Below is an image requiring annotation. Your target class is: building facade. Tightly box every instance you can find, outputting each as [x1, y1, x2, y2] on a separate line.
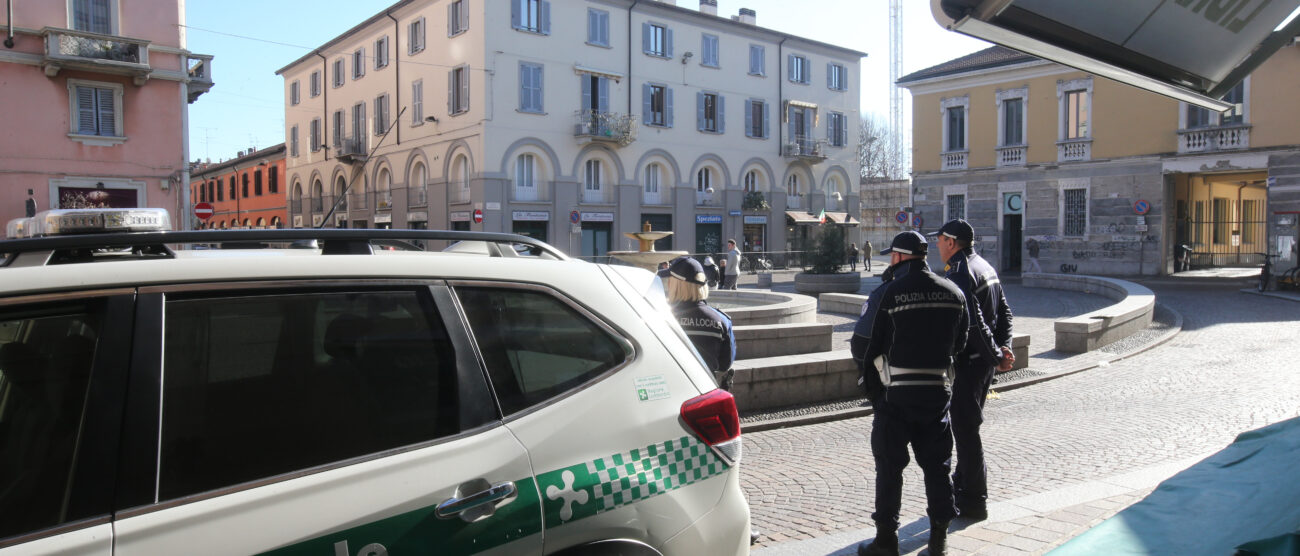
[900, 45, 1300, 277]
[189, 145, 288, 230]
[277, 0, 863, 259]
[0, 0, 213, 227]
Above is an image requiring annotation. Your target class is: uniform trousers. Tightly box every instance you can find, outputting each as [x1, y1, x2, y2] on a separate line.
[870, 391, 957, 530]
[950, 360, 996, 508]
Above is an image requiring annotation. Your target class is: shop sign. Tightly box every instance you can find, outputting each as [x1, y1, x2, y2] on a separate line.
[512, 211, 550, 221]
[743, 216, 768, 224]
[581, 212, 614, 222]
[696, 214, 723, 224]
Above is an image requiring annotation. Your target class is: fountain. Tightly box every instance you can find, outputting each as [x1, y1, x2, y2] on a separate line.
[607, 221, 688, 272]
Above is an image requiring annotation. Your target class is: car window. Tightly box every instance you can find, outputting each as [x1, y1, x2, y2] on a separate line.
[456, 286, 629, 415]
[0, 306, 99, 539]
[159, 289, 460, 500]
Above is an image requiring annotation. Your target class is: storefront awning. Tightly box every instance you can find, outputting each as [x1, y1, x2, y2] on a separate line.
[785, 210, 820, 224]
[825, 212, 858, 226]
[574, 65, 624, 82]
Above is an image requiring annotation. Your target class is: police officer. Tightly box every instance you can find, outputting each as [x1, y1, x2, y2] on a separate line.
[930, 219, 1015, 522]
[660, 256, 736, 390]
[852, 231, 968, 556]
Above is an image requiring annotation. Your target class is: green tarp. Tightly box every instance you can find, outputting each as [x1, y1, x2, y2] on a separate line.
[1050, 416, 1300, 556]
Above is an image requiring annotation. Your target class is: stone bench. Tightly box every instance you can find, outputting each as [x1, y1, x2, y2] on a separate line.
[731, 351, 859, 412]
[1023, 272, 1155, 353]
[734, 322, 833, 359]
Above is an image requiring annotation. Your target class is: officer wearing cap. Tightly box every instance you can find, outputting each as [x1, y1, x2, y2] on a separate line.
[929, 219, 1015, 522]
[660, 256, 736, 390]
[851, 231, 968, 556]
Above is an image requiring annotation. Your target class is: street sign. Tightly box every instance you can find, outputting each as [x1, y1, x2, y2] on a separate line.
[193, 202, 214, 221]
[569, 210, 580, 224]
[912, 214, 924, 229]
[895, 211, 908, 224]
[472, 208, 484, 224]
[1133, 200, 1151, 215]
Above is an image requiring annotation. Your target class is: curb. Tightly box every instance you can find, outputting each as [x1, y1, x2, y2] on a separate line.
[1238, 288, 1300, 303]
[743, 302, 1185, 433]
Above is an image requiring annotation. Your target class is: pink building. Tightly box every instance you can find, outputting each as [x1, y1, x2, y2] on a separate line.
[0, 0, 212, 228]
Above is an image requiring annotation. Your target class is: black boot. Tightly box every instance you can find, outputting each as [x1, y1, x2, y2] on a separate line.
[921, 521, 949, 556]
[857, 527, 899, 556]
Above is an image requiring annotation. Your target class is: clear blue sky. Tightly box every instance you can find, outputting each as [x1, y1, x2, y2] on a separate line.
[184, 0, 990, 164]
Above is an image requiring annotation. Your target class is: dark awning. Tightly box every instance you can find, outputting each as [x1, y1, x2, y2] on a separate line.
[785, 211, 820, 224]
[825, 212, 858, 226]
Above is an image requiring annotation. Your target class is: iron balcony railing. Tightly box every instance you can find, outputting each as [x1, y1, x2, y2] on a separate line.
[407, 185, 428, 207]
[782, 136, 827, 161]
[41, 27, 151, 84]
[573, 110, 637, 146]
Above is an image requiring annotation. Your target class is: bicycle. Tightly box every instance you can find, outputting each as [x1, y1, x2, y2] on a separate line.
[1256, 252, 1278, 292]
[739, 254, 772, 273]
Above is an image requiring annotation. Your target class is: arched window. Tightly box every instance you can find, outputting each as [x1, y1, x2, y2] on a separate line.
[312, 179, 324, 213]
[584, 159, 602, 191]
[271, 216, 282, 229]
[243, 218, 251, 227]
[256, 217, 266, 227]
[786, 174, 799, 195]
[451, 155, 470, 203]
[744, 170, 759, 193]
[410, 162, 427, 206]
[827, 176, 843, 210]
[335, 175, 348, 210]
[377, 168, 392, 209]
[696, 168, 712, 192]
[644, 163, 660, 193]
[516, 154, 535, 188]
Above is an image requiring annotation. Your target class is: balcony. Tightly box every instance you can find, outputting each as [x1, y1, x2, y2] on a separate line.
[187, 54, 214, 103]
[582, 187, 614, 204]
[941, 151, 968, 171]
[786, 194, 802, 209]
[642, 189, 670, 205]
[41, 27, 150, 84]
[407, 185, 428, 207]
[574, 110, 637, 146]
[376, 190, 393, 211]
[512, 183, 551, 202]
[996, 145, 1026, 168]
[1178, 124, 1251, 154]
[1057, 138, 1092, 162]
[782, 137, 827, 162]
[334, 137, 368, 164]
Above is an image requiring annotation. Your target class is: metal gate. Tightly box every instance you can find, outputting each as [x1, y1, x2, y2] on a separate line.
[1174, 197, 1268, 267]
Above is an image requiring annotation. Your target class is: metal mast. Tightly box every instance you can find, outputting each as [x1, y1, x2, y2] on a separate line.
[889, 0, 906, 179]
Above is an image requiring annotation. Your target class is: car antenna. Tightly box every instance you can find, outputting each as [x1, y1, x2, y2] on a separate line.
[319, 106, 406, 228]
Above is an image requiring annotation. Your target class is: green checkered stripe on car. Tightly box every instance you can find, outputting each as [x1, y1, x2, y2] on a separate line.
[536, 435, 728, 527]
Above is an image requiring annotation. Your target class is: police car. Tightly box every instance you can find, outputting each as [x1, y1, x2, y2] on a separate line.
[0, 208, 750, 556]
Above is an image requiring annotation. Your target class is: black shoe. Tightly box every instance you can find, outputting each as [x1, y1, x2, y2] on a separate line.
[920, 522, 948, 556]
[750, 530, 760, 545]
[958, 503, 988, 521]
[857, 528, 899, 556]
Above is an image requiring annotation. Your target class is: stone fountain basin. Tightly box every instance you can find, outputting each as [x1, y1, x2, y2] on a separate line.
[708, 290, 817, 326]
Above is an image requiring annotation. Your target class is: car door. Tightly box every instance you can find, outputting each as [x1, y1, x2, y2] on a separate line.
[0, 293, 134, 556]
[110, 283, 542, 556]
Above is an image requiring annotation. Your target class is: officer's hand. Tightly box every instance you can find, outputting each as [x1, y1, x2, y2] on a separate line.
[997, 346, 1015, 372]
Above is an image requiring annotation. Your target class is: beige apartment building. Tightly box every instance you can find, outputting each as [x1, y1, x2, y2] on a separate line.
[899, 45, 1300, 277]
[277, 0, 864, 259]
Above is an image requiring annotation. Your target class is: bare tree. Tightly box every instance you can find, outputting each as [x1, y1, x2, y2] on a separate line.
[860, 115, 902, 183]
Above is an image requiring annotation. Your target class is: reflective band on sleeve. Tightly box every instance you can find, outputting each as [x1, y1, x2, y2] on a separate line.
[886, 302, 965, 314]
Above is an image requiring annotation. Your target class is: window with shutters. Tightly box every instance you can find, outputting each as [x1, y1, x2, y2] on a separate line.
[71, 0, 115, 35]
[829, 112, 847, 147]
[449, 65, 470, 115]
[268, 167, 279, 194]
[697, 92, 722, 133]
[290, 125, 299, 157]
[254, 170, 263, 196]
[352, 102, 367, 146]
[242, 173, 250, 198]
[352, 48, 366, 79]
[310, 71, 321, 97]
[748, 44, 765, 76]
[512, 0, 549, 35]
[788, 54, 810, 84]
[586, 8, 609, 47]
[409, 17, 426, 53]
[374, 37, 389, 69]
[290, 80, 300, 105]
[644, 23, 669, 57]
[701, 34, 719, 67]
[374, 94, 389, 135]
[519, 62, 543, 113]
[332, 110, 345, 147]
[309, 119, 320, 152]
[827, 63, 847, 91]
[67, 80, 123, 144]
[333, 59, 345, 88]
[645, 84, 670, 128]
[745, 99, 768, 139]
[448, 1, 468, 37]
[411, 80, 424, 125]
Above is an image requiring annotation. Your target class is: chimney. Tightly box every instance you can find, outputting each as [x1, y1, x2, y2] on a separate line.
[738, 8, 756, 25]
[699, 0, 717, 15]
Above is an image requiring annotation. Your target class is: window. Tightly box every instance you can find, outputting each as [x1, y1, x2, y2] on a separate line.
[1064, 90, 1088, 139]
[745, 99, 769, 138]
[827, 63, 847, 91]
[1063, 188, 1087, 237]
[749, 45, 765, 76]
[332, 109, 345, 147]
[1212, 197, 1230, 244]
[788, 54, 810, 84]
[374, 94, 389, 135]
[587, 8, 609, 46]
[787, 175, 799, 195]
[457, 287, 628, 415]
[352, 102, 367, 145]
[696, 168, 712, 194]
[216, 178, 223, 201]
[290, 80, 300, 105]
[744, 170, 759, 193]
[1242, 199, 1259, 243]
[702, 34, 719, 67]
[449, 65, 470, 115]
[644, 84, 671, 127]
[70, 82, 120, 137]
[229, 176, 236, 199]
[448, 0, 468, 36]
[253, 169, 263, 196]
[827, 112, 848, 147]
[645, 163, 660, 194]
[309, 120, 320, 152]
[697, 92, 723, 133]
[519, 62, 543, 113]
[268, 167, 278, 194]
[374, 36, 389, 69]
[352, 48, 366, 79]
[947, 194, 965, 221]
[0, 304, 103, 539]
[1220, 81, 1245, 125]
[944, 105, 966, 151]
[158, 290, 465, 500]
[643, 23, 671, 57]
[584, 159, 602, 192]
[411, 80, 424, 124]
[309, 71, 321, 97]
[71, 0, 113, 34]
[240, 173, 248, 198]
[408, 17, 426, 53]
[999, 97, 1024, 145]
[516, 154, 535, 188]
[332, 58, 344, 87]
[1186, 104, 1213, 128]
[512, 0, 550, 34]
[290, 125, 299, 157]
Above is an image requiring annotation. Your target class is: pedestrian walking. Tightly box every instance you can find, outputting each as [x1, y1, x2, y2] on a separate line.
[702, 256, 721, 289]
[851, 231, 969, 556]
[864, 239, 874, 272]
[723, 239, 741, 290]
[1026, 237, 1043, 273]
[660, 256, 736, 390]
[931, 219, 1015, 522]
[848, 243, 860, 272]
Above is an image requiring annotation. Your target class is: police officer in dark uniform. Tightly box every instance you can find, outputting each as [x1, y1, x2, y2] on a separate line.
[930, 219, 1015, 521]
[852, 231, 969, 556]
[660, 256, 736, 390]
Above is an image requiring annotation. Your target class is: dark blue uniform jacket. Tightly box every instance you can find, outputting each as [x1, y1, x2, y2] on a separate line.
[944, 248, 1014, 365]
[673, 300, 736, 377]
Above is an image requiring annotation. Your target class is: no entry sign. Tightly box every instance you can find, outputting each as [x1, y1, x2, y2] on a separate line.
[194, 202, 214, 221]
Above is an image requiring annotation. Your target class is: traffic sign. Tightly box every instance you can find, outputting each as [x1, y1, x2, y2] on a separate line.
[472, 209, 484, 224]
[569, 210, 580, 224]
[1133, 199, 1151, 215]
[912, 214, 924, 229]
[895, 211, 908, 224]
[193, 202, 214, 221]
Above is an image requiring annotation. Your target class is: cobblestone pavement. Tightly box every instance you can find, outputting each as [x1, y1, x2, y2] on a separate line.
[741, 281, 1300, 554]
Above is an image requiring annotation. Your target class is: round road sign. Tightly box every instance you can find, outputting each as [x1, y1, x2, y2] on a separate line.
[569, 210, 580, 224]
[194, 202, 214, 221]
[912, 214, 924, 229]
[895, 211, 908, 224]
[1133, 200, 1151, 215]
[472, 208, 484, 224]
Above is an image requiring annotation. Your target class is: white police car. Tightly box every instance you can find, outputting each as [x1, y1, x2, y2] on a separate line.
[0, 209, 749, 555]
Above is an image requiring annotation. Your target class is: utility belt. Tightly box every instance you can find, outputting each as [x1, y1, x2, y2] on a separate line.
[875, 355, 954, 388]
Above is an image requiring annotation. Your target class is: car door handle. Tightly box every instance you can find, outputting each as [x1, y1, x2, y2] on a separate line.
[436, 480, 517, 522]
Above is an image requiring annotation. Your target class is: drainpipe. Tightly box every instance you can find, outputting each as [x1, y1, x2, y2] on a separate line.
[5, 0, 14, 48]
[386, 11, 400, 145]
[316, 51, 329, 161]
[627, 0, 640, 117]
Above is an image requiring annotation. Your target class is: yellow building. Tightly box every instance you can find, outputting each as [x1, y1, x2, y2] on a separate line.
[899, 45, 1300, 276]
